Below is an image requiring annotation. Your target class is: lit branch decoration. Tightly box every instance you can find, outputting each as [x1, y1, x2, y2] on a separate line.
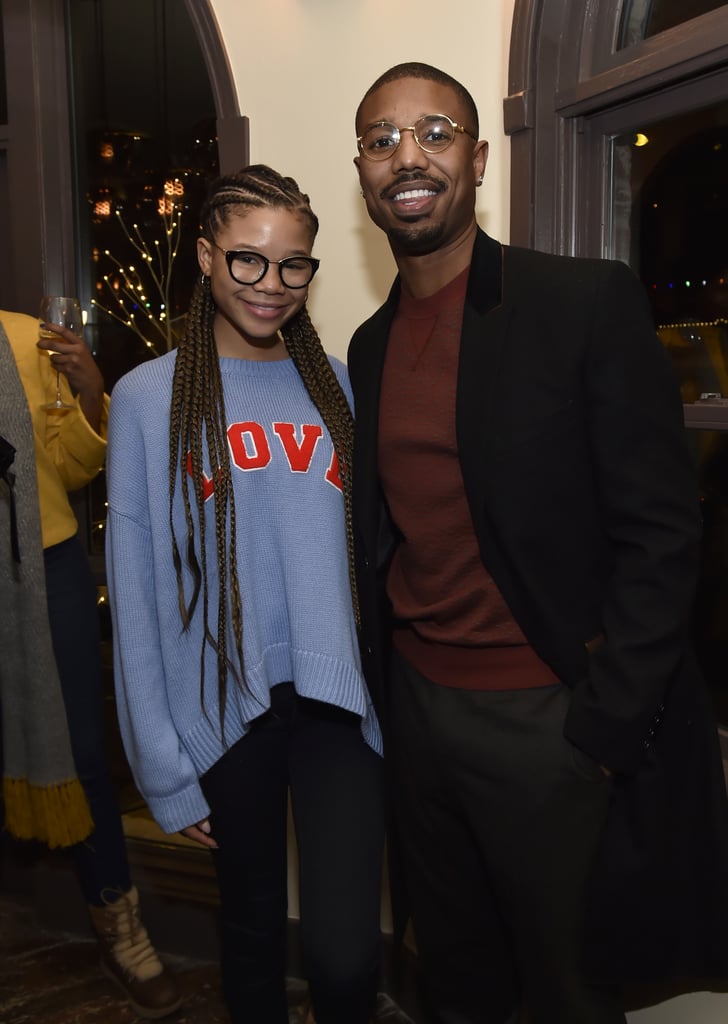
[91, 188, 186, 355]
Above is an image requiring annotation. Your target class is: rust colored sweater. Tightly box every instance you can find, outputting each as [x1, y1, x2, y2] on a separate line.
[378, 270, 557, 690]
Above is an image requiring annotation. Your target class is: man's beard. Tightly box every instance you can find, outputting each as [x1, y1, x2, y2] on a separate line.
[387, 219, 446, 255]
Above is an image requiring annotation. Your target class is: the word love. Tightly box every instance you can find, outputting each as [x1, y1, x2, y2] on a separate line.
[188, 421, 342, 501]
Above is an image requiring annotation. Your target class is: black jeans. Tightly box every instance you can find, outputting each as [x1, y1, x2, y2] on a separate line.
[200, 682, 384, 1024]
[45, 534, 131, 904]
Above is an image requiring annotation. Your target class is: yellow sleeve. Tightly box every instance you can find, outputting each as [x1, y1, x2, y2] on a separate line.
[1, 309, 109, 547]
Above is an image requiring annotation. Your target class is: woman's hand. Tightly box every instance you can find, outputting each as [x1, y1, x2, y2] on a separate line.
[180, 818, 218, 849]
[37, 323, 105, 432]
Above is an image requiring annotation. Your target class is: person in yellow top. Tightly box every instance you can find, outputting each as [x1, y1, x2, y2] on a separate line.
[3, 308, 107, 545]
[0, 309, 181, 1020]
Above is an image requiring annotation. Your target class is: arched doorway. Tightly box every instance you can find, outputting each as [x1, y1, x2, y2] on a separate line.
[0, 0, 245, 317]
[0, 0, 246, 904]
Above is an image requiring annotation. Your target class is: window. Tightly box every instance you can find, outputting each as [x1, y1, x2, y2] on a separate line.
[66, 0, 223, 556]
[69, 0, 219, 387]
[607, 101, 728, 723]
[507, 0, 728, 721]
[619, 0, 728, 47]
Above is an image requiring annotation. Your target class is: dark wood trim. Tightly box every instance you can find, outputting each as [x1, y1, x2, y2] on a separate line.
[502, 90, 531, 135]
[216, 114, 250, 174]
[557, 19, 728, 117]
[181, 1, 249, 172]
[2, 0, 76, 314]
[126, 832, 220, 905]
[684, 403, 728, 431]
[0, 1, 245, 314]
[504, 0, 540, 246]
[506, 0, 728, 256]
[590, 5, 728, 77]
[505, 0, 588, 252]
[182, 0, 239, 119]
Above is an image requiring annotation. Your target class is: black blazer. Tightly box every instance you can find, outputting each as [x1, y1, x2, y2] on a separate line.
[348, 228, 728, 981]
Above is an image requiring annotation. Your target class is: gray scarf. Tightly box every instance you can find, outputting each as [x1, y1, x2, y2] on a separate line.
[0, 322, 92, 847]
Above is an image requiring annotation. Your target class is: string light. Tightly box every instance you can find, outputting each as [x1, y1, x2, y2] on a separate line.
[658, 318, 728, 330]
[91, 199, 185, 355]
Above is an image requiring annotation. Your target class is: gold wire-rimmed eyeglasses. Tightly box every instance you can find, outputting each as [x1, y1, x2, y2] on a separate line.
[357, 113, 477, 161]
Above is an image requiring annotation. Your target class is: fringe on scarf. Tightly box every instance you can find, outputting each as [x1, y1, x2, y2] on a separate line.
[3, 775, 94, 849]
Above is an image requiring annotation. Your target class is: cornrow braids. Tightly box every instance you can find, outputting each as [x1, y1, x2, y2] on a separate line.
[199, 164, 319, 243]
[169, 164, 359, 742]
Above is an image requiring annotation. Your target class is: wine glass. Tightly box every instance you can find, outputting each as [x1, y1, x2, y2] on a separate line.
[39, 296, 83, 411]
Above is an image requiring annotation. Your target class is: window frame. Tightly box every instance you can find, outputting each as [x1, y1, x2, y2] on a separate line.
[0, 0, 248, 574]
[505, 0, 728, 256]
[507, 0, 728, 741]
[0, 0, 248, 318]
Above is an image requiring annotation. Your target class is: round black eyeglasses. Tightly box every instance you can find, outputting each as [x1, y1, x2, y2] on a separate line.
[357, 113, 478, 162]
[212, 243, 319, 289]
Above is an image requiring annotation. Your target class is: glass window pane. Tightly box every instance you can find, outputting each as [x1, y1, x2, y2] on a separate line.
[68, 0, 218, 389]
[620, 0, 728, 47]
[619, 0, 728, 48]
[611, 106, 728, 400]
[66, 0, 220, 556]
[610, 102, 728, 722]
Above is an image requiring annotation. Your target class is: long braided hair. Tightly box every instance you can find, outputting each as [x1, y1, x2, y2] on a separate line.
[169, 165, 358, 738]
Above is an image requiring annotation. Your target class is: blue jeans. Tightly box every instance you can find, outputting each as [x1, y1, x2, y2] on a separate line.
[44, 534, 131, 904]
[200, 682, 384, 1024]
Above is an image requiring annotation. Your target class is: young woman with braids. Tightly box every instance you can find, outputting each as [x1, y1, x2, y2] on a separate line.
[105, 165, 384, 1024]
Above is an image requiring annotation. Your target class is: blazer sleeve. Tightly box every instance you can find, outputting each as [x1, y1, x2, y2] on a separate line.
[563, 259, 703, 775]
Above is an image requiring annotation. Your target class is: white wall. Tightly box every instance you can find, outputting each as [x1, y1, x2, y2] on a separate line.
[205, 2, 728, 1020]
[208, 0, 514, 361]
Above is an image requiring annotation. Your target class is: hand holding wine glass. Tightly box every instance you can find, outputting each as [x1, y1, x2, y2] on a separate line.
[39, 296, 84, 411]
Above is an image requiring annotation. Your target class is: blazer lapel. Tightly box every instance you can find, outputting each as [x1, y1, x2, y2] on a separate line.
[456, 231, 514, 510]
[351, 282, 400, 559]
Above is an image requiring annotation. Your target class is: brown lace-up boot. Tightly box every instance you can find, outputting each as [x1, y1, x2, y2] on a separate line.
[88, 886, 182, 1019]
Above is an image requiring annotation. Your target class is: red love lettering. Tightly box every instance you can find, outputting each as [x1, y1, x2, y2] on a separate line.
[272, 422, 323, 472]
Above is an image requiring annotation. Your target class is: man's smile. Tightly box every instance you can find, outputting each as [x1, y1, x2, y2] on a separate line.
[382, 175, 445, 202]
[392, 187, 438, 202]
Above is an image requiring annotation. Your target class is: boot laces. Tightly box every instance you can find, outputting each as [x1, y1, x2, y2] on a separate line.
[100, 888, 163, 980]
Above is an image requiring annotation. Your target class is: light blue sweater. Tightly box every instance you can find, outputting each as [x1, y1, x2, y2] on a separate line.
[106, 351, 381, 833]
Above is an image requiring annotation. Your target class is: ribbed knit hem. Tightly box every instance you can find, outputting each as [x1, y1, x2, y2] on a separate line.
[293, 649, 383, 756]
[3, 775, 93, 849]
[146, 645, 384, 833]
[178, 646, 383, 777]
[143, 777, 213, 836]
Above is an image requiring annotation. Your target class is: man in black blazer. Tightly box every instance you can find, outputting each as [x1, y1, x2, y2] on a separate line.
[349, 61, 728, 1024]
